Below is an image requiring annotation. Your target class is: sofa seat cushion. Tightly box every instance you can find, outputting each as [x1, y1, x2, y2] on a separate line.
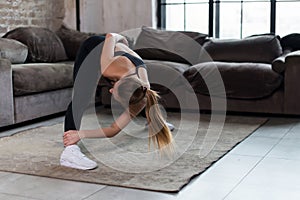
[12, 62, 73, 96]
[183, 61, 283, 99]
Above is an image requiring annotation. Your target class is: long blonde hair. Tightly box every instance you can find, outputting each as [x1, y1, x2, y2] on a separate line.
[117, 76, 173, 151]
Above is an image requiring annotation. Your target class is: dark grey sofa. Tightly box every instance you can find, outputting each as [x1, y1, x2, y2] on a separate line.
[0, 60, 73, 127]
[100, 27, 300, 116]
[1, 26, 300, 129]
[0, 26, 85, 128]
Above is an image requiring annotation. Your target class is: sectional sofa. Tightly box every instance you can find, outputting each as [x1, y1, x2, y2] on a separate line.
[0, 25, 299, 128]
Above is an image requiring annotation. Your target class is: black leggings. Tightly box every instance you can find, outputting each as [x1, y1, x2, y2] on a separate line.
[64, 35, 106, 132]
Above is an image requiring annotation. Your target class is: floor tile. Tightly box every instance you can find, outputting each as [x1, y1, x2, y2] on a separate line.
[80, 154, 263, 200]
[0, 171, 12, 178]
[0, 172, 25, 188]
[0, 193, 39, 200]
[228, 136, 279, 157]
[267, 137, 300, 160]
[173, 154, 262, 200]
[249, 118, 295, 139]
[84, 186, 174, 200]
[285, 124, 300, 139]
[224, 157, 300, 200]
[0, 174, 105, 200]
[285, 130, 300, 139]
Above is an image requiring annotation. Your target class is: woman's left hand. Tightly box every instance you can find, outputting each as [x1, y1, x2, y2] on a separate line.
[120, 36, 129, 46]
[63, 130, 81, 146]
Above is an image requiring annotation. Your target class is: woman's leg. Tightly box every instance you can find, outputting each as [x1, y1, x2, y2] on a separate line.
[61, 35, 107, 170]
[64, 35, 106, 132]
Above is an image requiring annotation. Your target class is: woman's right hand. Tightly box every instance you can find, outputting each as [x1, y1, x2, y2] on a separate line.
[63, 130, 81, 146]
[107, 33, 128, 46]
[106, 33, 113, 38]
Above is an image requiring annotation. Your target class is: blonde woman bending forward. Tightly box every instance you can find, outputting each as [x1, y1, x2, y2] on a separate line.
[60, 33, 174, 170]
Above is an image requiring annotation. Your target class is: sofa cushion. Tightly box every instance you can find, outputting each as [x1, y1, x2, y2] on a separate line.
[280, 33, 300, 51]
[12, 62, 73, 96]
[144, 59, 190, 94]
[134, 26, 207, 65]
[183, 61, 283, 99]
[202, 35, 282, 64]
[56, 25, 100, 60]
[0, 38, 28, 64]
[3, 27, 68, 63]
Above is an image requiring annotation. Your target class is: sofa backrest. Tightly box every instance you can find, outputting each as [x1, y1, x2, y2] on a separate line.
[131, 26, 208, 65]
[202, 35, 283, 64]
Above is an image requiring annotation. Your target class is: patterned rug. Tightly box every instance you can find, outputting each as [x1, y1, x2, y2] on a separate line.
[0, 108, 267, 192]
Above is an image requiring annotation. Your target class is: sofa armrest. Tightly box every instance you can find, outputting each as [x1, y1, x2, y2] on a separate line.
[283, 50, 300, 114]
[0, 58, 14, 127]
[272, 49, 292, 73]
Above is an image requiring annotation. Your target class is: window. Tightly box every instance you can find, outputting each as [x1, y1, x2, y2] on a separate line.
[276, 0, 300, 36]
[162, 0, 209, 32]
[217, 0, 270, 38]
[158, 0, 300, 38]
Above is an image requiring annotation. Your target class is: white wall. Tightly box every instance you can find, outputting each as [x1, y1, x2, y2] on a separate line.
[80, 0, 155, 33]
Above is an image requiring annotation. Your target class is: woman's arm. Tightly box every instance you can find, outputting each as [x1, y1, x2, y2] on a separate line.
[100, 33, 128, 73]
[63, 109, 132, 146]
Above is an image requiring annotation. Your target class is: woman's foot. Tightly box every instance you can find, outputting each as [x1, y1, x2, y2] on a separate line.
[60, 145, 97, 170]
[166, 122, 175, 131]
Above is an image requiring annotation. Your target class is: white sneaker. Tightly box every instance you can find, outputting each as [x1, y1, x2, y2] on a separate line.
[145, 121, 175, 131]
[60, 145, 98, 170]
[166, 122, 175, 131]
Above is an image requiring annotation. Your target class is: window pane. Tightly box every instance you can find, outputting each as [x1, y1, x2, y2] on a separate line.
[165, 0, 184, 3]
[186, 0, 208, 3]
[221, 0, 267, 1]
[242, 2, 270, 37]
[220, 0, 242, 1]
[276, 2, 300, 36]
[218, 3, 241, 38]
[186, 4, 209, 33]
[165, 4, 185, 31]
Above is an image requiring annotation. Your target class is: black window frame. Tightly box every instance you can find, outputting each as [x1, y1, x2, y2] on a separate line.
[157, 0, 300, 38]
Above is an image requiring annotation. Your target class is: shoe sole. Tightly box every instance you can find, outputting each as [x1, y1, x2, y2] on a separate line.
[60, 159, 98, 170]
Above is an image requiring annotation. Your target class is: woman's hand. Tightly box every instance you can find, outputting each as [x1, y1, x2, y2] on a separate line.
[106, 33, 113, 38]
[119, 36, 129, 46]
[107, 33, 128, 46]
[63, 130, 81, 146]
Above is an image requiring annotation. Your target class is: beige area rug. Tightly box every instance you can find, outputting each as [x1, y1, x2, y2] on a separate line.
[0, 109, 267, 192]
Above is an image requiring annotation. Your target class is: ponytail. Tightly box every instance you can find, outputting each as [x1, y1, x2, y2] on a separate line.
[116, 76, 174, 153]
[145, 89, 173, 151]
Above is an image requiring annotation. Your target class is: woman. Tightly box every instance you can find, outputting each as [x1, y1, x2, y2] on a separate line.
[60, 33, 174, 170]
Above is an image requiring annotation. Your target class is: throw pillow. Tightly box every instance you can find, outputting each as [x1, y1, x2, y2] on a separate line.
[55, 25, 103, 60]
[0, 38, 28, 64]
[280, 33, 300, 51]
[134, 26, 207, 65]
[203, 35, 282, 64]
[3, 27, 68, 63]
[178, 31, 208, 46]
